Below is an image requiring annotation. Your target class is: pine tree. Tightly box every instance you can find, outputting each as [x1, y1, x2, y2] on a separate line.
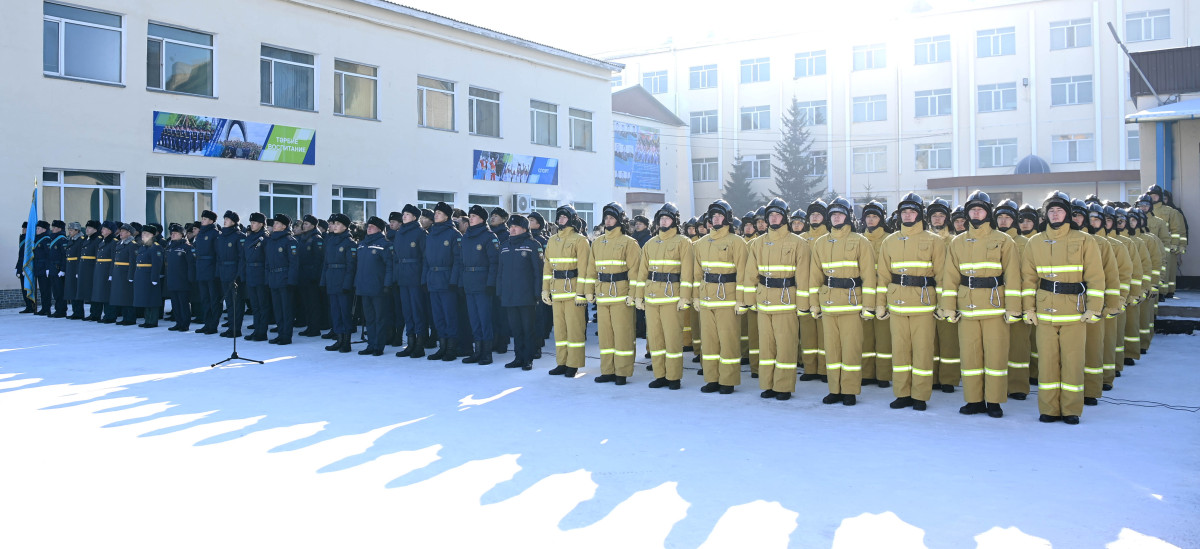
[769, 97, 827, 210]
[722, 154, 761, 215]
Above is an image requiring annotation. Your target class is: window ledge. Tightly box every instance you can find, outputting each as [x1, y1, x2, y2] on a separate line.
[469, 132, 503, 139]
[570, 147, 595, 153]
[147, 87, 217, 100]
[261, 103, 318, 113]
[334, 113, 381, 122]
[44, 73, 125, 88]
[419, 125, 458, 133]
[530, 142, 560, 148]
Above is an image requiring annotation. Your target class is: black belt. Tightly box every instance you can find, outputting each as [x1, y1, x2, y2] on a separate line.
[598, 272, 628, 282]
[892, 274, 936, 287]
[648, 272, 680, 283]
[429, 266, 451, 272]
[463, 266, 488, 272]
[758, 275, 796, 288]
[221, 261, 238, 265]
[247, 262, 263, 267]
[825, 276, 863, 289]
[399, 258, 420, 264]
[703, 273, 737, 284]
[961, 275, 1004, 289]
[1039, 279, 1086, 295]
[553, 269, 578, 279]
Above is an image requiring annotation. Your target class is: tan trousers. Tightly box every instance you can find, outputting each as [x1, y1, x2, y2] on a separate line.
[1115, 312, 1127, 372]
[1102, 316, 1119, 385]
[1084, 320, 1104, 398]
[691, 308, 703, 358]
[958, 316, 1009, 404]
[597, 300, 635, 377]
[1029, 325, 1040, 380]
[874, 317, 892, 381]
[552, 299, 587, 368]
[1036, 322, 1087, 417]
[1139, 298, 1156, 351]
[822, 313, 863, 395]
[1124, 302, 1142, 361]
[646, 302, 684, 381]
[800, 314, 825, 374]
[934, 321, 962, 386]
[890, 314, 935, 402]
[757, 311, 798, 393]
[1007, 321, 1032, 395]
[700, 305, 742, 386]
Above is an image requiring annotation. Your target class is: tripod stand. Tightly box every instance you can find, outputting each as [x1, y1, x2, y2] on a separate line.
[212, 280, 264, 368]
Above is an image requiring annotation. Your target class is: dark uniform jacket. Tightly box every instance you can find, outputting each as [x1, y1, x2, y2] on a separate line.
[496, 232, 543, 307]
[78, 233, 101, 301]
[92, 236, 117, 302]
[64, 235, 86, 300]
[423, 221, 462, 291]
[133, 242, 164, 308]
[241, 229, 268, 287]
[194, 224, 219, 282]
[34, 232, 66, 276]
[320, 230, 357, 295]
[109, 237, 137, 307]
[165, 239, 196, 293]
[266, 229, 300, 289]
[354, 232, 393, 297]
[461, 223, 499, 292]
[392, 221, 426, 287]
[298, 229, 324, 284]
[216, 226, 246, 283]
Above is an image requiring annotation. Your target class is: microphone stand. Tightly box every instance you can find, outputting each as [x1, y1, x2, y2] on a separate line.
[212, 280, 264, 368]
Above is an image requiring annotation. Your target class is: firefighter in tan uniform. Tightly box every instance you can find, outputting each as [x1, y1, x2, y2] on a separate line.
[1075, 201, 1122, 406]
[940, 191, 1022, 419]
[1116, 207, 1152, 368]
[583, 202, 641, 385]
[1131, 209, 1164, 354]
[1018, 204, 1042, 383]
[1103, 205, 1142, 374]
[877, 193, 944, 410]
[926, 198, 961, 393]
[994, 199, 1036, 400]
[740, 210, 762, 377]
[633, 203, 693, 390]
[743, 198, 809, 401]
[541, 205, 591, 378]
[1146, 185, 1186, 298]
[689, 215, 706, 365]
[808, 197, 876, 406]
[790, 209, 809, 374]
[1022, 192, 1106, 425]
[692, 200, 750, 394]
[799, 200, 830, 382]
[1137, 193, 1172, 300]
[860, 200, 892, 388]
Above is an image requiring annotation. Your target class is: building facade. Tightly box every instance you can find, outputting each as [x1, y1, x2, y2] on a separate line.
[606, 0, 1199, 213]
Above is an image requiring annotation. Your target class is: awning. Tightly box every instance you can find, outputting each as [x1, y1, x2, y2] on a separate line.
[1125, 98, 1200, 123]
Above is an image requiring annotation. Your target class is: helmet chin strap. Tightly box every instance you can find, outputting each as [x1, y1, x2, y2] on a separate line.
[968, 218, 988, 228]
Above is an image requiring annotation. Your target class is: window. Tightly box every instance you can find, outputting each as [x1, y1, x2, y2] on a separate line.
[796, 100, 827, 125]
[469, 87, 501, 137]
[915, 143, 952, 170]
[914, 89, 951, 117]
[569, 108, 593, 152]
[147, 23, 213, 96]
[259, 182, 313, 221]
[977, 27, 1016, 57]
[740, 57, 770, 83]
[853, 146, 887, 173]
[978, 138, 1018, 168]
[417, 190, 454, 211]
[611, 74, 622, 87]
[740, 106, 771, 131]
[806, 150, 828, 177]
[533, 199, 557, 224]
[689, 64, 717, 89]
[1050, 18, 1091, 50]
[417, 76, 455, 130]
[331, 186, 377, 224]
[1052, 134, 1094, 163]
[749, 154, 771, 179]
[1051, 75, 1093, 106]
[690, 110, 718, 134]
[642, 70, 668, 94]
[1128, 129, 1140, 161]
[41, 170, 122, 222]
[261, 45, 315, 111]
[333, 60, 377, 119]
[1126, 10, 1169, 42]
[978, 82, 1018, 112]
[468, 194, 500, 208]
[853, 44, 886, 70]
[530, 100, 558, 146]
[692, 158, 718, 182]
[146, 175, 213, 226]
[43, 2, 123, 84]
[795, 50, 826, 78]
[853, 95, 887, 122]
[573, 202, 595, 231]
[914, 35, 950, 64]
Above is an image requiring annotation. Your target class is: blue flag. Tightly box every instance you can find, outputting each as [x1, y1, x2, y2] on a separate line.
[23, 182, 38, 306]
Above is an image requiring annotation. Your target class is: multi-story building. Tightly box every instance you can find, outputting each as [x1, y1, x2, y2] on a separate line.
[606, 0, 1198, 213]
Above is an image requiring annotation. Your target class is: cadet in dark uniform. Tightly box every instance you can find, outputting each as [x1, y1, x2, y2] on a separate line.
[266, 214, 300, 345]
[194, 210, 221, 334]
[425, 202, 463, 361]
[387, 211, 406, 347]
[216, 211, 247, 338]
[392, 204, 427, 358]
[47, 220, 69, 317]
[297, 214, 325, 337]
[321, 213, 357, 353]
[165, 223, 196, 331]
[77, 220, 102, 320]
[497, 214, 543, 370]
[93, 222, 117, 322]
[16, 222, 35, 313]
[420, 208, 438, 348]
[133, 224, 165, 328]
[241, 213, 270, 341]
[109, 224, 138, 325]
[461, 205, 501, 365]
[528, 212, 551, 356]
[31, 220, 52, 315]
[489, 207, 511, 356]
[64, 222, 86, 318]
[355, 216, 393, 356]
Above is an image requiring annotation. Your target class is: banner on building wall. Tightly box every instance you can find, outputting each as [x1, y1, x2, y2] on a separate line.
[152, 111, 317, 165]
[472, 150, 559, 185]
[613, 121, 661, 190]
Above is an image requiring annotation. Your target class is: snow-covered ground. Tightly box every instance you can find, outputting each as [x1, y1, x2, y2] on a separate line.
[0, 308, 1196, 548]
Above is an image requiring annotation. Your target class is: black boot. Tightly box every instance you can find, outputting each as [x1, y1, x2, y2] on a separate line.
[325, 335, 342, 351]
[614, 376, 626, 385]
[395, 334, 415, 357]
[877, 380, 890, 388]
[1124, 357, 1135, 366]
[775, 392, 791, 401]
[1102, 384, 1113, 391]
[561, 367, 577, 378]
[842, 394, 856, 406]
[299, 327, 322, 337]
[440, 338, 458, 362]
[1008, 392, 1027, 400]
[941, 384, 955, 393]
[913, 400, 927, 411]
[667, 380, 681, 390]
[504, 357, 523, 368]
[478, 341, 493, 365]
[428, 338, 448, 361]
[718, 385, 734, 394]
[594, 374, 616, 383]
[322, 330, 337, 340]
[358, 345, 376, 355]
[548, 365, 568, 375]
[462, 341, 481, 364]
[646, 365, 653, 371]
[1063, 415, 1080, 425]
[408, 335, 426, 359]
[1039, 414, 1060, 423]
[700, 382, 720, 393]
[494, 340, 508, 355]
[799, 373, 820, 381]
[691, 355, 701, 363]
[648, 377, 668, 388]
[821, 393, 843, 404]
[760, 389, 778, 399]
[1084, 397, 1099, 406]
[889, 397, 913, 409]
[986, 403, 1003, 418]
[959, 402, 986, 415]
[338, 334, 352, 353]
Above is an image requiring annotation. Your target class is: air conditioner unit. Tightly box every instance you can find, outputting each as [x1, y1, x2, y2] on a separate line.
[512, 193, 533, 214]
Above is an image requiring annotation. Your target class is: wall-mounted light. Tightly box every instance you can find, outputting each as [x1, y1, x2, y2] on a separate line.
[1022, 78, 1029, 87]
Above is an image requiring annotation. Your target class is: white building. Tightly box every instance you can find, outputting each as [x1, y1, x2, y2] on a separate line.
[611, 85, 693, 220]
[605, 0, 1199, 214]
[1, 0, 623, 302]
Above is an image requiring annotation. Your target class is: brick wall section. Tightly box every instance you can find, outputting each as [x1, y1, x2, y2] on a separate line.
[0, 289, 27, 309]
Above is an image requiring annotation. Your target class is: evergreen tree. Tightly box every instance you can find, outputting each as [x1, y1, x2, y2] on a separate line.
[722, 154, 761, 215]
[769, 97, 827, 209]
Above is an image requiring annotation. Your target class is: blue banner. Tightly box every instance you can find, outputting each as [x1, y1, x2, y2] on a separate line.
[472, 150, 558, 185]
[23, 183, 38, 305]
[614, 121, 660, 190]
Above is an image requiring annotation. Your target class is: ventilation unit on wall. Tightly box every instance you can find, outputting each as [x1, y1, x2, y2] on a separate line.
[511, 193, 533, 214]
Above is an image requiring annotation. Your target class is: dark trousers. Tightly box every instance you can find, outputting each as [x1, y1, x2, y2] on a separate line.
[87, 301, 103, 319]
[298, 282, 324, 331]
[102, 303, 118, 321]
[36, 275, 51, 312]
[198, 279, 222, 330]
[538, 302, 553, 341]
[142, 306, 160, 326]
[492, 294, 510, 347]
[18, 275, 35, 310]
[361, 294, 390, 351]
[119, 305, 136, 322]
[466, 292, 494, 341]
[430, 290, 457, 339]
[398, 285, 427, 336]
[221, 279, 244, 333]
[70, 299, 85, 317]
[328, 292, 353, 334]
[423, 288, 436, 339]
[170, 291, 191, 329]
[247, 284, 269, 337]
[390, 286, 405, 338]
[51, 275, 65, 314]
[271, 286, 294, 340]
[507, 305, 537, 364]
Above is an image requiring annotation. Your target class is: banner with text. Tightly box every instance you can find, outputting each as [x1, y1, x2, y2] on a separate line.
[152, 111, 316, 165]
[614, 121, 660, 190]
[472, 150, 559, 185]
